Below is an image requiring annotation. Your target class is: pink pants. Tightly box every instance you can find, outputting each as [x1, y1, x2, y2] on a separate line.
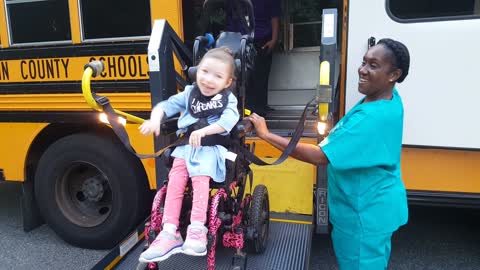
[162, 158, 210, 227]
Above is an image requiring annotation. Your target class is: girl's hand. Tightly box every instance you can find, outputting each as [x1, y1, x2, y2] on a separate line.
[139, 119, 161, 136]
[189, 129, 206, 147]
[247, 113, 269, 139]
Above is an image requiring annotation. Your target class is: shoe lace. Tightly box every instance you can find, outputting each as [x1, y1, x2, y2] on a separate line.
[189, 228, 205, 240]
[151, 231, 174, 247]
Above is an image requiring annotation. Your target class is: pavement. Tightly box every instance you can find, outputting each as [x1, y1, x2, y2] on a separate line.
[0, 182, 108, 270]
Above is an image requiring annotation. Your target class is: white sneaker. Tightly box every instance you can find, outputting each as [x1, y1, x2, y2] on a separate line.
[182, 223, 208, 256]
[139, 230, 183, 262]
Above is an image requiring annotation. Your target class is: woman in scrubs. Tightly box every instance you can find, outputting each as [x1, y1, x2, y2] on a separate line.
[248, 38, 410, 270]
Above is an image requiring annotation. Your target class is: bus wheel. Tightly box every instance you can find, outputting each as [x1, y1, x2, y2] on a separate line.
[247, 185, 269, 254]
[34, 133, 148, 249]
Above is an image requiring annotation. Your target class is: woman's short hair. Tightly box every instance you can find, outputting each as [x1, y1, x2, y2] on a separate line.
[377, 38, 410, 83]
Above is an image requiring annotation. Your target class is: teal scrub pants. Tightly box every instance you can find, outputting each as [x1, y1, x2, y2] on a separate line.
[331, 228, 392, 270]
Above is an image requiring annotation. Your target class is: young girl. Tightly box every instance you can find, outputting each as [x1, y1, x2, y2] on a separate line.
[138, 48, 240, 262]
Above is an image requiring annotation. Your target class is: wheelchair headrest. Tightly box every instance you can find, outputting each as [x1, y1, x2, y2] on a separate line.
[215, 32, 243, 57]
[187, 59, 241, 82]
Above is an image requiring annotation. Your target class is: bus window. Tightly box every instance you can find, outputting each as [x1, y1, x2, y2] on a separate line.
[6, 0, 71, 45]
[80, 0, 151, 41]
[286, 0, 336, 50]
[389, 0, 480, 20]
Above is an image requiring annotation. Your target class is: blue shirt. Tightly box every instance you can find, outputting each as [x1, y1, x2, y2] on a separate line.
[155, 85, 240, 182]
[226, 0, 281, 40]
[319, 89, 408, 235]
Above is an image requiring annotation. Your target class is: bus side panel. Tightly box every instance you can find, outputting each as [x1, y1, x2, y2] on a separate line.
[345, 0, 480, 195]
[246, 138, 317, 215]
[151, 0, 184, 38]
[124, 124, 157, 190]
[402, 148, 480, 193]
[0, 123, 48, 181]
[345, 0, 480, 149]
[0, 121, 157, 190]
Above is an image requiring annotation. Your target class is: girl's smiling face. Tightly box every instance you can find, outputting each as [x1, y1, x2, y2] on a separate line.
[196, 57, 233, 97]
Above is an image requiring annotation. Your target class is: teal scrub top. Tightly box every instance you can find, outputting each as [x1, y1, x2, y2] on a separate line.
[319, 89, 408, 236]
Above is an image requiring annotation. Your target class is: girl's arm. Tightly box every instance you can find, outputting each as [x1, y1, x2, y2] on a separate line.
[139, 87, 189, 136]
[189, 124, 226, 147]
[213, 93, 240, 133]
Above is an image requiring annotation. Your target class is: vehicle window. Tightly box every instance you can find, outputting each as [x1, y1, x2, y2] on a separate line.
[286, 0, 337, 50]
[6, 0, 71, 45]
[80, 0, 151, 40]
[389, 0, 480, 20]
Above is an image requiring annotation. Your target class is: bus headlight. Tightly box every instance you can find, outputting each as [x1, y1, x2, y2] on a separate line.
[99, 113, 127, 126]
[317, 121, 327, 135]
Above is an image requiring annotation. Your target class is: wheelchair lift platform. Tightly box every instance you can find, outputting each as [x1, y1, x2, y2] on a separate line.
[93, 216, 313, 270]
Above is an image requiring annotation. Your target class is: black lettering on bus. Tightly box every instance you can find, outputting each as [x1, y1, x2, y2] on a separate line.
[61, 59, 69, 78]
[28, 60, 36, 79]
[54, 59, 61, 78]
[38, 59, 46, 79]
[139, 56, 147, 77]
[118, 56, 126, 77]
[108, 57, 116, 77]
[46, 59, 54, 79]
[128, 56, 137, 77]
[99, 57, 107, 78]
[1, 62, 9, 80]
[20, 61, 27, 80]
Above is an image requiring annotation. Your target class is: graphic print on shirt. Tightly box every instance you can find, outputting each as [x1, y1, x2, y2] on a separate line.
[188, 85, 230, 119]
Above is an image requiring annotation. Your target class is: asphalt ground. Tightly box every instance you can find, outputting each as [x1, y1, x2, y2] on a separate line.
[309, 204, 480, 270]
[1, 181, 480, 270]
[0, 182, 108, 270]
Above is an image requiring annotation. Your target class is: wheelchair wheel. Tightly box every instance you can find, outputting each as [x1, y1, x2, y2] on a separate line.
[247, 185, 269, 254]
[136, 261, 158, 270]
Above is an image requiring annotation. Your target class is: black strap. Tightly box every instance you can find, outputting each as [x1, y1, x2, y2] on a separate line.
[93, 92, 314, 165]
[234, 97, 315, 166]
[97, 95, 185, 159]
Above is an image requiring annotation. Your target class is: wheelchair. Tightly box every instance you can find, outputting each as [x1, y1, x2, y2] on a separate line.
[137, 1, 269, 269]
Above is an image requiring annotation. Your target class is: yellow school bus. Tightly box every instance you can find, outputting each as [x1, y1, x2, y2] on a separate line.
[1, 0, 480, 254]
[0, 0, 316, 250]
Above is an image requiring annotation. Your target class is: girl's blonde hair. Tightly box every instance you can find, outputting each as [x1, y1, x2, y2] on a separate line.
[200, 47, 236, 80]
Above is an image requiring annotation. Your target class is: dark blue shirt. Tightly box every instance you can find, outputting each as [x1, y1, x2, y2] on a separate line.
[226, 0, 281, 40]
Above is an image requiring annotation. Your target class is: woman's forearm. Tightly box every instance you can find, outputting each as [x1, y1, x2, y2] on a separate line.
[271, 17, 279, 42]
[262, 132, 328, 165]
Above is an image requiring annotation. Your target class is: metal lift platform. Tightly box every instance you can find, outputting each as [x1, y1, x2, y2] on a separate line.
[91, 215, 312, 270]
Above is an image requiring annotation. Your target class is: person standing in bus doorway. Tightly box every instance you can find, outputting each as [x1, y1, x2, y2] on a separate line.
[226, 0, 281, 116]
[247, 38, 410, 270]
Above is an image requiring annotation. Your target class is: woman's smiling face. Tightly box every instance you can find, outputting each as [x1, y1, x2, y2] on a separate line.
[358, 45, 400, 101]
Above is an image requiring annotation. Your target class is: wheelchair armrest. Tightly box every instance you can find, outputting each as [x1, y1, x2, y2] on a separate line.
[161, 117, 179, 135]
[231, 119, 253, 139]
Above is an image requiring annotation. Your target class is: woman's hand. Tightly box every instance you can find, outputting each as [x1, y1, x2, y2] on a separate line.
[189, 129, 206, 147]
[139, 119, 160, 136]
[262, 39, 277, 53]
[247, 113, 269, 139]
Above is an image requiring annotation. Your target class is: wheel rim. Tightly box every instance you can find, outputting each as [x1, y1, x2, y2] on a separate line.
[55, 161, 112, 227]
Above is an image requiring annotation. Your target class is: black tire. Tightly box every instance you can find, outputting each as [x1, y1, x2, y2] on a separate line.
[247, 184, 269, 254]
[34, 133, 149, 249]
